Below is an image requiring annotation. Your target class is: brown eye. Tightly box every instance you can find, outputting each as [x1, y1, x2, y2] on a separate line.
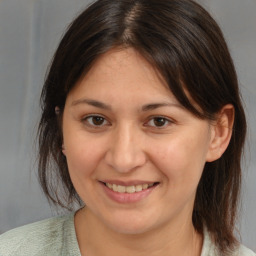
[146, 116, 172, 128]
[84, 115, 108, 127]
[92, 116, 105, 125]
[153, 117, 167, 127]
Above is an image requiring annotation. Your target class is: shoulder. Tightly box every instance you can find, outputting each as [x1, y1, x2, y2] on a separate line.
[202, 228, 255, 256]
[0, 213, 78, 256]
[238, 244, 256, 256]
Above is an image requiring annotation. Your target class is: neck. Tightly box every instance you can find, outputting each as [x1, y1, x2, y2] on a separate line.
[75, 207, 203, 256]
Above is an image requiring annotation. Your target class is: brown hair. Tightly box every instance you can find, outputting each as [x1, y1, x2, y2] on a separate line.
[38, 0, 246, 254]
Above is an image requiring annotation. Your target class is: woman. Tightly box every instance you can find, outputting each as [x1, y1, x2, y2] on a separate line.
[0, 0, 254, 255]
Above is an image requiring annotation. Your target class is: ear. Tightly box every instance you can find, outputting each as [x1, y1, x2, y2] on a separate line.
[55, 106, 60, 115]
[206, 104, 234, 162]
[62, 144, 66, 155]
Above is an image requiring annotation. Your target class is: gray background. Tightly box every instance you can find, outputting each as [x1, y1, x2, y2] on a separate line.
[0, 0, 255, 250]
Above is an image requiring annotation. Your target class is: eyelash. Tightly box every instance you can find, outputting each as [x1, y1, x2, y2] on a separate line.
[81, 115, 174, 129]
[145, 116, 174, 128]
[82, 115, 110, 128]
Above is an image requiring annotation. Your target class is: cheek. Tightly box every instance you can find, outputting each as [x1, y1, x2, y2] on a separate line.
[151, 136, 207, 187]
[64, 137, 106, 203]
[65, 136, 104, 179]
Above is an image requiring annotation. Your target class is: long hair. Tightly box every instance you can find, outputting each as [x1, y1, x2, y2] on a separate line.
[38, 0, 246, 253]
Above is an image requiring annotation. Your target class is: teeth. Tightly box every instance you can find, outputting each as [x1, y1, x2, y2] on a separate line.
[142, 184, 148, 189]
[135, 185, 142, 192]
[107, 183, 113, 189]
[113, 184, 118, 192]
[126, 186, 136, 193]
[117, 185, 126, 193]
[106, 182, 156, 193]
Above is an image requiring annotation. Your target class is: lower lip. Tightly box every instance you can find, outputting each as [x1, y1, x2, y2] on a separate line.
[100, 183, 157, 204]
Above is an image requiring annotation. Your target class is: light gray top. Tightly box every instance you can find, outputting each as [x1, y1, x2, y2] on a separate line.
[0, 213, 255, 256]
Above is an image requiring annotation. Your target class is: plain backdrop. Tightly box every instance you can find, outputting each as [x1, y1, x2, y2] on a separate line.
[0, 0, 255, 250]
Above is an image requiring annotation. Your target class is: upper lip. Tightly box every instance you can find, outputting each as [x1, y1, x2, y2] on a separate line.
[100, 180, 158, 186]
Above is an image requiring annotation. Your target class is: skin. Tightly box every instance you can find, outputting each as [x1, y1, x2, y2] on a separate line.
[62, 48, 234, 256]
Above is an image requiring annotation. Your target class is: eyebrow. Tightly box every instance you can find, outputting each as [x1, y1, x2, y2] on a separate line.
[141, 102, 183, 111]
[71, 98, 112, 110]
[71, 98, 182, 111]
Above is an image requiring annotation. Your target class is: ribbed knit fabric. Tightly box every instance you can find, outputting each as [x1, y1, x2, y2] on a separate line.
[0, 213, 80, 256]
[0, 212, 255, 256]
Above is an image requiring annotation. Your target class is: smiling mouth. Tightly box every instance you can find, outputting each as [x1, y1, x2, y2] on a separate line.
[103, 182, 159, 194]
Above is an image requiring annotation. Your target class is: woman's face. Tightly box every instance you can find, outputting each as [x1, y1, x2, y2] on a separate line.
[62, 48, 215, 234]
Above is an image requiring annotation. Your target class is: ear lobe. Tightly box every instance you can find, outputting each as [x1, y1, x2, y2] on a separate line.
[62, 144, 66, 155]
[206, 104, 234, 162]
[55, 106, 60, 115]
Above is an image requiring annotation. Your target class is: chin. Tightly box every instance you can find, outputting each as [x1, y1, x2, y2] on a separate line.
[110, 223, 151, 235]
[103, 212, 159, 235]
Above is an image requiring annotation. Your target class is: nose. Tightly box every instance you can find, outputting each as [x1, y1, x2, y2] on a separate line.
[104, 124, 147, 173]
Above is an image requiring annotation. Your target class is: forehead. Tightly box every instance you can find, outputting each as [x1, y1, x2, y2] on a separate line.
[85, 48, 166, 87]
[68, 48, 178, 103]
